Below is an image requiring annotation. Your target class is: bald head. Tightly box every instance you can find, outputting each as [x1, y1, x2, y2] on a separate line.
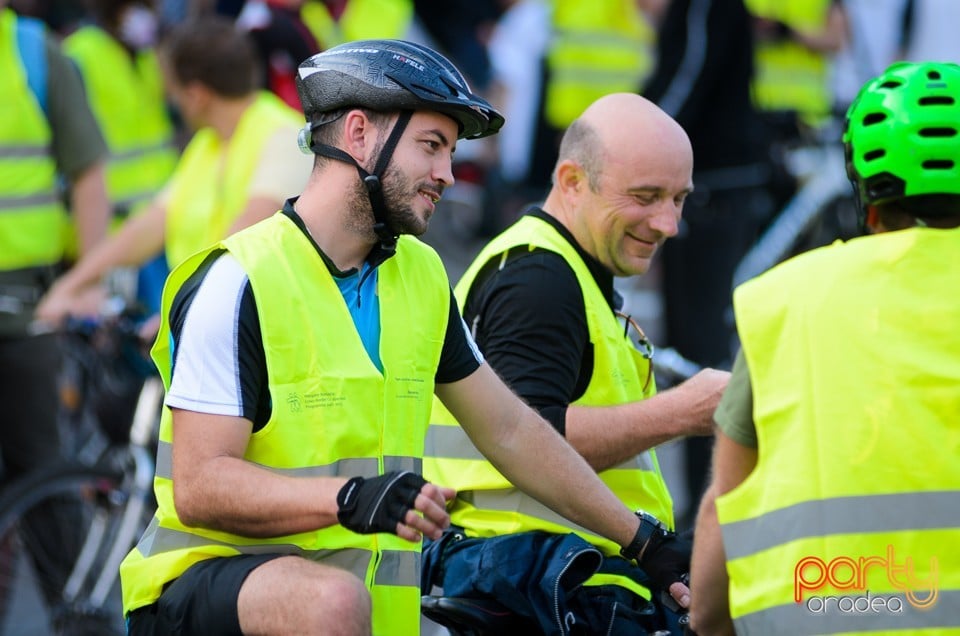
[545, 93, 694, 277]
[554, 93, 693, 189]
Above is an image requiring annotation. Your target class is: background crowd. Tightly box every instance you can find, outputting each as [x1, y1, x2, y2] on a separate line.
[6, 0, 960, 560]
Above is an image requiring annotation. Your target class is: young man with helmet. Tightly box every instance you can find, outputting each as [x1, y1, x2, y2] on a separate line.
[689, 60, 960, 635]
[119, 39, 673, 635]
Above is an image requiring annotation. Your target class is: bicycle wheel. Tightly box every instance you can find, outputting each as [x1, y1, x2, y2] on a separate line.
[0, 462, 136, 636]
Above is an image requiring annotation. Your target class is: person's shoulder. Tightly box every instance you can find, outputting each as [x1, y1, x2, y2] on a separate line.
[174, 251, 250, 309]
[396, 236, 448, 275]
[61, 23, 107, 51]
[736, 233, 880, 307]
[256, 90, 308, 126]
[749, 235, 855, 284]
[482, 247, 581, 310]
[180, 124, 219, 156]
[504, 247, 577, 283]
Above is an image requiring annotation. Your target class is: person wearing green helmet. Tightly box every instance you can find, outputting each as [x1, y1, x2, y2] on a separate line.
[687, 60, 960, 636]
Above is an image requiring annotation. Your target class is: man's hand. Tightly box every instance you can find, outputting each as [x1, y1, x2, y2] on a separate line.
[623, 513, 693, 608]
[641, 528, 693, 609]
[674, 368, 730, 436]
[336, 471, 454, 542]
[35, 281, 107, 327]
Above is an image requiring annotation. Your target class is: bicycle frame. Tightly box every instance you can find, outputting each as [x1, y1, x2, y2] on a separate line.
[78, 376, 162, 608]
[733, 142, 852, 289]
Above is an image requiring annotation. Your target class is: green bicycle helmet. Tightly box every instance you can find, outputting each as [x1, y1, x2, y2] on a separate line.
[843, 61, 960, 209]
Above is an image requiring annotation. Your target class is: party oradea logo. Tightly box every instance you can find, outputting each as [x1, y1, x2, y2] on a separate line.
[794, 545, 938, 615]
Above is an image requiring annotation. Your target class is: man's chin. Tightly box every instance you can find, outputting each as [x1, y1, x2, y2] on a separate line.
[392, 214, 431, 237]
[616, 257, 652, 277]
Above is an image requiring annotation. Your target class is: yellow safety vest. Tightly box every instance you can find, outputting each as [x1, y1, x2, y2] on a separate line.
[425, 215, 672, 596]
[720, 228, 960, 634]
[544, 0, 655, 128]
[163, 91, 301, 269]
[300, 0, 413, 50]
[62, 26, 177, 225]
[120, 212, 450, 635]
[0, 8, 67, 270]
[744, 0, 833, 126]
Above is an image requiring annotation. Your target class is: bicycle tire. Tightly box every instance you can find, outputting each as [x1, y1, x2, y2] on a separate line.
[0, 461, 139, 636]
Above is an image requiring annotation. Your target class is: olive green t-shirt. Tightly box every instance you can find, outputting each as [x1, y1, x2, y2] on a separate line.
[713, 348, 757, 447]
[43, 34, 108, 177]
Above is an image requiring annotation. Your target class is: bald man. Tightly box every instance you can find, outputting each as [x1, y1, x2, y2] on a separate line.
[422, 93, 729, 634]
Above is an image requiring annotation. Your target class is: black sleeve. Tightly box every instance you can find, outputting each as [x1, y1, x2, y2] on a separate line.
[434, 288, 483, 384]
[642, 0, 740, 126]
[236, 283, 271, 429]
[168, 250, 271, 430]
[465, 252, 589, 435]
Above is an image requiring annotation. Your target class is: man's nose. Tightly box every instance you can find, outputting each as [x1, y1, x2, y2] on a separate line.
[434, 158, 455, 187]
[651, 203, 681, 238]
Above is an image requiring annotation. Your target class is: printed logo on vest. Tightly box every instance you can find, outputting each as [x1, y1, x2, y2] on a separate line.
[287, 392, 302, 413]
[794, 545, 939, 615]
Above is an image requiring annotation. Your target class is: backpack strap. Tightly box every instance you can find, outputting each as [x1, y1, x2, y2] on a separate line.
[15, 15, 48, 116]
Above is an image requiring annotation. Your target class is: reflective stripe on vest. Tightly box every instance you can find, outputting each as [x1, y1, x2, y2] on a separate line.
[721, 491, 960, 561]
[121, 215, 449, 635]
[153, 446, 418, 481]
[425, 215, 672, 564]
[544, 0, 654, 128]
[62, 26, 176, 222]
[0, 145, 49, 159]
[734, 591, 960, 636]
[134, 516, 420, 588]
[0, 9, 67, 270]
[719, 227, 960, 634]
[164, 92, 303, 268]
[426, 423, 656, 471]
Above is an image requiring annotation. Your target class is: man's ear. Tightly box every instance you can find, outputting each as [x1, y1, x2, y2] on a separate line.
[555, 159, 585, 198]
[341, 109, 375, 162]
[182, 81, 210, 111]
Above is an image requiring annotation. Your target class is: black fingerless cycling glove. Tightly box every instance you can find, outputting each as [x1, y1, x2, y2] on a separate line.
[621, 512, 692, 593]
[336, 471, 426, 535]
[641, 528, 693, 593]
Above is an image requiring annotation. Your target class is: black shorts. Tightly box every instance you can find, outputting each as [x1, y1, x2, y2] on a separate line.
[126, 554, 283, 636]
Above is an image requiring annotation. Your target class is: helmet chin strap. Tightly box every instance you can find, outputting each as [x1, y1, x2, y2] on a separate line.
[309, 111, 413, 252]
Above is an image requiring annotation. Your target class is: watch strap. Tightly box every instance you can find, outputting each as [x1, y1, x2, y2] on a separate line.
[620, 511, 665, 563]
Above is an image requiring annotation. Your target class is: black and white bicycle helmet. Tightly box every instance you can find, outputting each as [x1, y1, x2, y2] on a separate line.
[297, 39, 504, 140]
[295, 40, 504, 249]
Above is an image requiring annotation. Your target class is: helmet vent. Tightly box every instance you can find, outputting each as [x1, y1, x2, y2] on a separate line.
[863, 112, 887, 126]
[919, 96, 955, 106]
[919, 127, 957, 138]
[864, 149, 886, 162]
[879, 80, 902, 89]
[922, 159, 955, 170]
[927, 70, 942, 80]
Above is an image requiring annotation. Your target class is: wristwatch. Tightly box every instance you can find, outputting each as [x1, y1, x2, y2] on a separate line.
[620, 511, 666, 563]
